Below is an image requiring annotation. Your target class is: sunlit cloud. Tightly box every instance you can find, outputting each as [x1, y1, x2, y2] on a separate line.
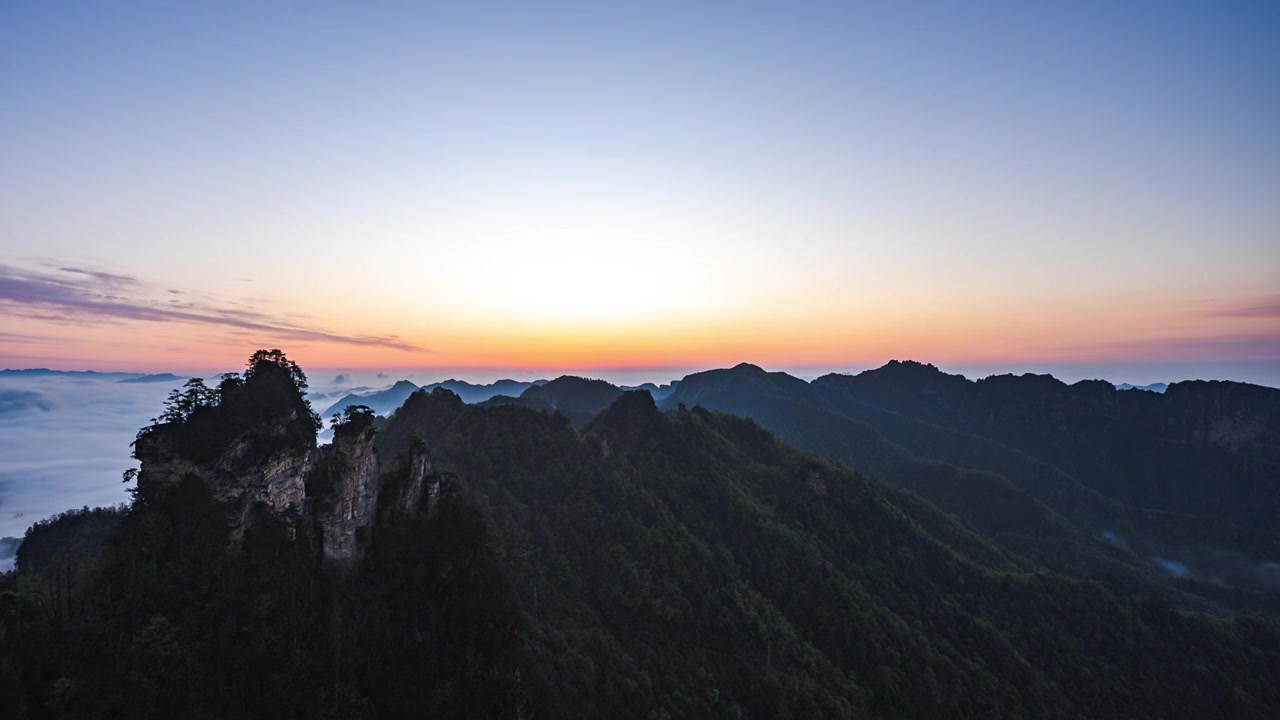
[0, 263, 424, 352]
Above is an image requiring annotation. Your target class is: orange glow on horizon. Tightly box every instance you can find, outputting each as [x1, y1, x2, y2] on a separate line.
[6, 311, 1272, 375]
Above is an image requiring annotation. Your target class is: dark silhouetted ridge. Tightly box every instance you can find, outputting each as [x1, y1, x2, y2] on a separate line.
[518, 375, 623, 425]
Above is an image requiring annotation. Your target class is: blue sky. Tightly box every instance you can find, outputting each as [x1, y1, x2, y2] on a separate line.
[1, 1, 1277, 379]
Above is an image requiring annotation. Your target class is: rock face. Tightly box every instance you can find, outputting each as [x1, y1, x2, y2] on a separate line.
[134, 429, 311, 543]
[135, 418, 432, 564]
[390, 445, 435, 517]
[312, 426, 382, 562]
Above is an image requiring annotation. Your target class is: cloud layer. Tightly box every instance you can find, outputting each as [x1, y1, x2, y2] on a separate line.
[0, 373, 179, 570]
[0, 263, 421, 351]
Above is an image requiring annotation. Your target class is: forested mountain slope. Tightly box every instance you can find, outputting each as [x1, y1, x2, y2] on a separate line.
[2, 355, 1278, 718]
[664, 363, 1280, 606]
[814, 361, 1280, 531]
[371, 387, 1280, 718]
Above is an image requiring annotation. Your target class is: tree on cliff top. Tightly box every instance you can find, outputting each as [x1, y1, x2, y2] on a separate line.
[332, 404, 376, 440]
[156, 378, 217, 425]
[137, 349, 322, 462]
[245, 348, 310, 392]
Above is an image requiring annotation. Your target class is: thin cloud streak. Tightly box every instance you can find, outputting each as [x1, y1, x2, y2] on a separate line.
[0, 331, 64, 345]
[0, 264, 423, 352]
[1203, 294, 1280, 319]
[56, 267, 141, 289]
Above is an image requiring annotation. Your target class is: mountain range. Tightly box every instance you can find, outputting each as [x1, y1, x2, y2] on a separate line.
[321, 378, 551, 418]
[2, 352, 1277, 718]
[0, 369, 183, 384]
[1116, 382, 1169, 393]
[322, 376, 681, 420]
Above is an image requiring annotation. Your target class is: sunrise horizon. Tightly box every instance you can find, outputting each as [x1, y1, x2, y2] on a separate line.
[4, 3, 1277, 387]
[3, 256, 1276, 383]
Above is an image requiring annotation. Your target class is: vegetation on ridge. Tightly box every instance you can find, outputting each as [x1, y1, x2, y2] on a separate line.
[1, 354, 1278, 718]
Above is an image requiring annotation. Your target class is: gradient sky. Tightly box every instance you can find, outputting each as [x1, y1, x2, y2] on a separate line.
[2, 1, 1278, 380]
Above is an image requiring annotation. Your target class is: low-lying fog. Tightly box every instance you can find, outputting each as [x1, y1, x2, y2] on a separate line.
[0, 367, 681, 571]
[0, 374, 176, 570]
[3, 362, 1272, 574]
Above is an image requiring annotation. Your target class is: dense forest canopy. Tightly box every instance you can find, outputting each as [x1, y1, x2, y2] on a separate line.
[1, 352, 1277, 718]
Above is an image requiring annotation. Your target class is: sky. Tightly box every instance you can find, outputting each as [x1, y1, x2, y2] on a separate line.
[1, 1, 1278, 384]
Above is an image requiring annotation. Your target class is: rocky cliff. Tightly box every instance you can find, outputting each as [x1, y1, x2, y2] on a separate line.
[134, 407, 431, 564]
[310, 422, 383, 561]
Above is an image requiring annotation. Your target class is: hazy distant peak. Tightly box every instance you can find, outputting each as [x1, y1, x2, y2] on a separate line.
[414, 378, 547, 404]
[857, 360, 959, 382]
[1116, 382, 1169, 393]
[1, 368, 143, 380]
[322, 380, 422, 418]
[1069, 378, 1115, 395]
[884, 359, 940, 371]
[619, 380, 680, 401]
[976, 372, 1068, 390]
[117, 373, 184, 384]
[525, 375, 618, 390]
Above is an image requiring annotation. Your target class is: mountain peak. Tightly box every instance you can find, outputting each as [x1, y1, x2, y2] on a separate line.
[877, 359, 945, 376]
[518, 375, 624, 425]
[584, 389, 666, 443]
[617, 387, 657, 411]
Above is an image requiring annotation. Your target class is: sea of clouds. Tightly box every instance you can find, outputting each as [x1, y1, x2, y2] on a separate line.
[0, 374, 179, 570]
[0, 369, 508, 570]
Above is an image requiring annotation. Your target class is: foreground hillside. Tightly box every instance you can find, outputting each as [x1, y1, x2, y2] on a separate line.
[1, 352, 1278, 718]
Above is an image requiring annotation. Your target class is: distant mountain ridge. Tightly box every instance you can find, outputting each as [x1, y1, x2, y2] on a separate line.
[812, 361, 1279, 530]
[1, 368, 134, 377]
[655, 361, 1280, 604]
[619, 381, 679, 401]
[423, 377, 549, 403]
[0, 368, 182, 383]
[1116, 382, 1169, 392]
[475, 376, 621, 426]
[385, 361, 1280, 603]
[322, 380, 422, 418]
[116, 373, 183, 384]
[321, 377, 549, 417]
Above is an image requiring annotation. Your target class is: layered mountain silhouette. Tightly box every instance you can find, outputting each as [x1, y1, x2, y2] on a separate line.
[808, 361, 1277, 530]
[322, 377, 548, 417]
[619, 380, 680, 401]
[1116, 382, 1169, 393]
[361, 361, 1280, 602]
[3, 353, 1278, 718]
[0, 368, 182, 384]
[323, 379, 422, 417]
[658, 362, 1280, 603]
[479, 375, 624, 425]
